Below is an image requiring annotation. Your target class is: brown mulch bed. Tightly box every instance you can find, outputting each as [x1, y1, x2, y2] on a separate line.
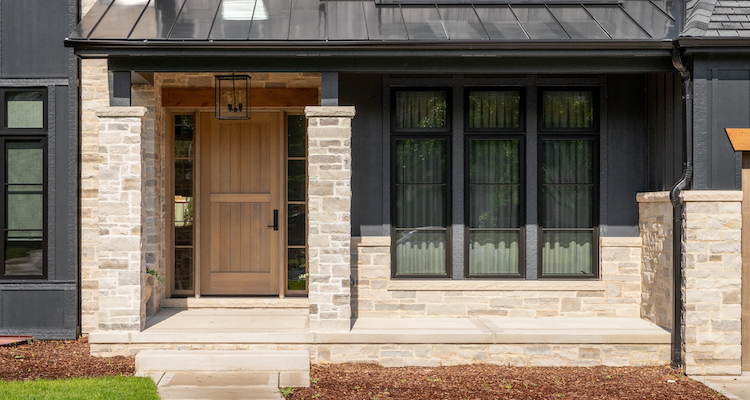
[0, 336, 134, 381]
[291, 364, 724, 400]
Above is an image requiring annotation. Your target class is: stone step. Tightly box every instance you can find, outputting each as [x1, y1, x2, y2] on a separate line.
[158, 386, 284, 400]
[136, 350, 309, 373]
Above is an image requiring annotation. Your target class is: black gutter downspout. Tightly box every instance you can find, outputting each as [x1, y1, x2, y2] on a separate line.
[669, 45, 693, 369]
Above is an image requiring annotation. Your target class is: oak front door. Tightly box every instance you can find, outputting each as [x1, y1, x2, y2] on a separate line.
[199, 112, 281, 295]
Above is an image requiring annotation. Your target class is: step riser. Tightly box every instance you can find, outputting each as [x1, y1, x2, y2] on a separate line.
[136, 350, 310, 373]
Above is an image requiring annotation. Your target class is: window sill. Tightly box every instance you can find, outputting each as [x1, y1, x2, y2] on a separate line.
[386, 280, 606, 292]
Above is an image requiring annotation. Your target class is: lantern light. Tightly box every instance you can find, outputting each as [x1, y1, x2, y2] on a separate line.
[215, 74, 251, 120]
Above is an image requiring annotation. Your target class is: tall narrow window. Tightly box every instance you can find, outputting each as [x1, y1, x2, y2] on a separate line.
[2, 139, 45, 278]
[393, 138, 449, 276]
[173, 115, 194, 293]
[287, 115, 307, 293]
[540, 138, 596, 276]
[467, 138, 522, 276]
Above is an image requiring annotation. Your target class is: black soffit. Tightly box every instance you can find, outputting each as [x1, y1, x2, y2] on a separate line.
[67, 0, 677, 46]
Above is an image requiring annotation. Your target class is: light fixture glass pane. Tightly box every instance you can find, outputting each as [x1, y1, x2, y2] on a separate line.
[542, 91, 595, 129]
[287, 248, 306, 290]
[7, 141, 43, 184]
[542, 231, 593, 275]
[469, 231, 520, 275]
[4, 235, 43, 276]
[6, 92, 44, 129]
[395, 230, 446, 275]
[468, 91, 521, 129]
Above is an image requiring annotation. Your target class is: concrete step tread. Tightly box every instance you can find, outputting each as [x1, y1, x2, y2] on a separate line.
[136, 349, 311, 373]
[158, 386, 284, 400]
[159, 371, 279, 387]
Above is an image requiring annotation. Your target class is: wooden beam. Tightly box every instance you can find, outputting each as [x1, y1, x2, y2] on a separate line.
[162, 87, 319, 108]
[743, 152, 750, 370]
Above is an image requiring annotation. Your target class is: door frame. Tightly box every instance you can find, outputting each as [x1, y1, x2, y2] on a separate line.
[165, 108, 304, 299]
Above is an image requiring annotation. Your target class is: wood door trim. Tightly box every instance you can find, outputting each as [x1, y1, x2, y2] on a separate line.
[742, 152, 750, 370]
[210, 193, 271, 203]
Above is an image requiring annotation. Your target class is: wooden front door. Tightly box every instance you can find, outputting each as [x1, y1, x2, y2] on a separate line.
[199, 112, 281, 295]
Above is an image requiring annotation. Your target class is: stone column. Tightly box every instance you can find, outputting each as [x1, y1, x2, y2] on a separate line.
[305, 106, 355, 332]
[95, 107, 148, 332]
[681, 191, 742, 375]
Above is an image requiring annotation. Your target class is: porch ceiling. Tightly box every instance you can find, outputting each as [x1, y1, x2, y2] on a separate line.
[67, 0, 677, 49]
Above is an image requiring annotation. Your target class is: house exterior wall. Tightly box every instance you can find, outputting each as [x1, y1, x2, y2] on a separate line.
[638, 192, 673, 331]
[680, 190, 743, 375]
[352, 237, 641, 318]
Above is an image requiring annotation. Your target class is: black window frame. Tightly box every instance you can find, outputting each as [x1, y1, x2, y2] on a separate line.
[0, 88, 48, 280]
[464, 87, 526, 133]
[391, 87, 452, 133]
[1, 88, 48, 132]
[464, 134, 526, 279]
[390, 134, 452, 279]
[0, 136, 48, 280]
[537, 87, 599, 133]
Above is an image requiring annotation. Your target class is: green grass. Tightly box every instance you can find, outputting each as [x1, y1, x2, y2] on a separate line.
[0, 376, 159, 400]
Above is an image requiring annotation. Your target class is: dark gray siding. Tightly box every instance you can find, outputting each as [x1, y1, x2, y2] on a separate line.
[692, 54, 750, 190]
[646, 73, 684, 191]
[603, 75, 649, 237]
[1, 0, 70, 78]
[342, 74, 385, 237]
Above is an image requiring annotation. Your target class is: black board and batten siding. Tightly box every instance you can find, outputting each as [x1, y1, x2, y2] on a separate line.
[0, 0, 79, 339]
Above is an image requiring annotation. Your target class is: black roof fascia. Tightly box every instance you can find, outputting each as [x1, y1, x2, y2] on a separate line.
[104, 53, 676, 74]
[678, 38, 750, 53]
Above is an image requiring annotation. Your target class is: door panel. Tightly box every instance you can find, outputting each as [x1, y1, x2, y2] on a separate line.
[200, 112, 280, 295]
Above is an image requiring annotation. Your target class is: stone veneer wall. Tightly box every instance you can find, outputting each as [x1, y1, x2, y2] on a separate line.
[132, 85, 165, 316]
[352, 237, 641, 318]
[80, 59, 109, 333]
[96, 107, 148, 331]
[305, 107, 355, 331]
[680, 191, 742, 375]
[638, 192, 673, 331]
[91, 342, 670, 367]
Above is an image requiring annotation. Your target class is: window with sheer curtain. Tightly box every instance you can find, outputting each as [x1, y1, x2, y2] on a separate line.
[391, 87, 597, 279]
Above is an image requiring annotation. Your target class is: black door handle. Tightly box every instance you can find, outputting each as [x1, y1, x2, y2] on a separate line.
[268, 210, 278, 230]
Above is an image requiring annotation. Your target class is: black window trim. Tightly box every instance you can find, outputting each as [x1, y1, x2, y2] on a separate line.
[0, 136, 48, 280]
[464, 134, 526, 279]
[537, 86, 599, 133]
[1, 88, 48, 133]
[390, 134, 452, 279]
[464, 87, 526, 133]
[537, 133, 599, 280]
[391, 87, 453, 133]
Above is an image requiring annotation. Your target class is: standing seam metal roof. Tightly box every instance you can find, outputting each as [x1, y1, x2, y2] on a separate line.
[67, 0, 678, 44]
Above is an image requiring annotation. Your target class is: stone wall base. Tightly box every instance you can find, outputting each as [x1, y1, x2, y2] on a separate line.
[91, 343, 669, 367]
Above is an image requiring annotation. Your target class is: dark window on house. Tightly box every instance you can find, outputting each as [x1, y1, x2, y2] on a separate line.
[0, 88, 47, 280]
[392, 86, 599, 279]
[539, 89, 598, 277]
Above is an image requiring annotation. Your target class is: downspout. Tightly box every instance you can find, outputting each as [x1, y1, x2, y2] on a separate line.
[669, 45, 693, 369]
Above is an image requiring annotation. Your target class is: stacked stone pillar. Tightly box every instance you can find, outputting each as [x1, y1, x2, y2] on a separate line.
[680, 191, 742, 375]
[95, 107, 148, 331]
[305, 106, 355, 332]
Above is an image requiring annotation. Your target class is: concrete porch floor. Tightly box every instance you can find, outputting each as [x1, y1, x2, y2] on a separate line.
[89, 308, 670, 346]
